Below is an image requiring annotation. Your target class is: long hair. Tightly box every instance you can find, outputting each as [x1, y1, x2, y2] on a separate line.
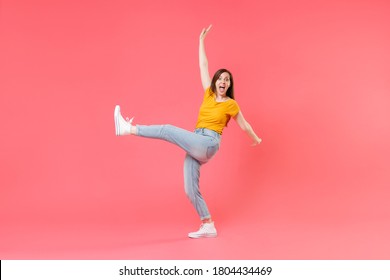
[210, 68, 235, 100]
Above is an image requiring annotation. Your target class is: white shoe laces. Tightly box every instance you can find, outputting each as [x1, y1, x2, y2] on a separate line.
[197, 223, 214, 233]
[125, 117, 134, 124]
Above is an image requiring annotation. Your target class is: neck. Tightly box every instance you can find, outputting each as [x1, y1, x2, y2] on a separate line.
[215, 94, 228, 102]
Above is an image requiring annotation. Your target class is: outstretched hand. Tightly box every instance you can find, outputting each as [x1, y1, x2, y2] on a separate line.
[251, 138, 262, 146]
[200, 24, 212, 40]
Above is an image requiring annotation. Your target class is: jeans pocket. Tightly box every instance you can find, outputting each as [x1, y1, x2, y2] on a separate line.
[206, 144, 219, 159]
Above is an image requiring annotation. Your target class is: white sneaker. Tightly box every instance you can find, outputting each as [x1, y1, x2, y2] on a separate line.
[114, 105, 133, 136]
[188, 222, 217, 238]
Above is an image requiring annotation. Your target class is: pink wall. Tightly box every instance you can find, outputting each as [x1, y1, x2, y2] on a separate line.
[1, 0, 390, 259]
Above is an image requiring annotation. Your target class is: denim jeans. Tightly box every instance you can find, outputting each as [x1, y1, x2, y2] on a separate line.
[136, 125, 221, 220]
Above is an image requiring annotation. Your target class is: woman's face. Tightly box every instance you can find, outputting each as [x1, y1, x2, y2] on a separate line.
[215, 72, 231, 96]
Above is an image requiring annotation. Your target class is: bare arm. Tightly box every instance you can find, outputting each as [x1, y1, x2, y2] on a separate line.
[234, 111, 262, 146]
[199, 25, 212, 91]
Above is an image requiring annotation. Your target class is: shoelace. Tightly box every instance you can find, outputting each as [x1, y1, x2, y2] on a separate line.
[198, 223, 213, 232]
[125, 117, 134, 124]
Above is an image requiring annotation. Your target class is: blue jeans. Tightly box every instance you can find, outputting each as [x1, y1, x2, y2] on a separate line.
[136, 125, 221, 220]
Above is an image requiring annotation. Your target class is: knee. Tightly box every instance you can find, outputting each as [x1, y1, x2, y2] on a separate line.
[184, 180, 200, 202]
[183, 181, 193, 198]
[159, 124, 175, 137]
[162, 124, 174, 131]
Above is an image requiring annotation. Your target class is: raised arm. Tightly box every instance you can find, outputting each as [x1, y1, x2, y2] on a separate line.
[199, 25, 212, 91]
[234, 111, 262, 146]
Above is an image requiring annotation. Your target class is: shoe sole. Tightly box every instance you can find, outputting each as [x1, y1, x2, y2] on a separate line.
[114, 105, 120, 136]
[188, 233, 217, 239]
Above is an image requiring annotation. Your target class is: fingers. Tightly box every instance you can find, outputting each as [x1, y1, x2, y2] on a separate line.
[200, 24, 212, 39]
[251, 139, 262, 146]
[203, 24, 212, 36]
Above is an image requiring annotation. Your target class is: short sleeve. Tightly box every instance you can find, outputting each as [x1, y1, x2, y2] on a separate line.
[229, 100, 240, 118]
[205, 87, 213, 97]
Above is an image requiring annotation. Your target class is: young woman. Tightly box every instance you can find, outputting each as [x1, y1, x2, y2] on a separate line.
[114, 25, 261, 238]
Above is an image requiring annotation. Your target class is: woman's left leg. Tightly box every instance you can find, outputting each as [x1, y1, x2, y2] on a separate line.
[183, 154, 210, 220]
[184, 154, 218, 238]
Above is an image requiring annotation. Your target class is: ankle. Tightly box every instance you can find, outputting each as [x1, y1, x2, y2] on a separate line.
[130, 125, 137, 135]
[202, 218, 213, 224]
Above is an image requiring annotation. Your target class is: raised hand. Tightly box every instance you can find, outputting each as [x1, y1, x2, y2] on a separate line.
[199, 24, 212, 90]
[200, 24, 212, 41]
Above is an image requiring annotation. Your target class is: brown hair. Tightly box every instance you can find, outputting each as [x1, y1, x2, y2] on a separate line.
[210, 69, 235, 100]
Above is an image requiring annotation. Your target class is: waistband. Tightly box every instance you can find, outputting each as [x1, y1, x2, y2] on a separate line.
[194, 128, 221, 139]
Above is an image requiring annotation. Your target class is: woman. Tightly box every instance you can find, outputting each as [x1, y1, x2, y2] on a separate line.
[114, 25, 261, 238]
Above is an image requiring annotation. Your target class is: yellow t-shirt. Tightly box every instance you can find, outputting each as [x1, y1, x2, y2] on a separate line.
[195, 87, 240, 134]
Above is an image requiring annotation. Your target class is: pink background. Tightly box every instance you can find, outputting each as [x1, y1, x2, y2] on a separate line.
[1, 0, 390, 259]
